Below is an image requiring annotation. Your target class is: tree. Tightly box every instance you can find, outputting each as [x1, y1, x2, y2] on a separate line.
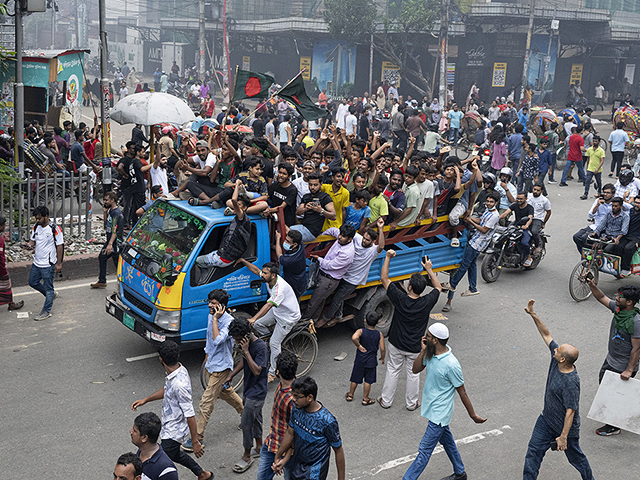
[325, 0, 439, 99]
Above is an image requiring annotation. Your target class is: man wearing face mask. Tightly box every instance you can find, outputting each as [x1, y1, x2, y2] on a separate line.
[236, 260, 301, 383]
[275, 228, 307, 299]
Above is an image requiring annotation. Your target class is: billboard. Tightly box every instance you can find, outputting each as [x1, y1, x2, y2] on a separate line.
[311, 39, 356, 97]
[526, 35, 558, 104]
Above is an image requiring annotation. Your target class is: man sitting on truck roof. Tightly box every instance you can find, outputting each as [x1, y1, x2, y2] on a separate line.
[195, 181, 252, 269]
[291, 172, 337, 242]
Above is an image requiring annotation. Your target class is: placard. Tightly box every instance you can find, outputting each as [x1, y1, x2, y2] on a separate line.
[570, 64, 583, 86]
[242, 56, 251, 71]
[381, 61, 401, 87]
[300, 56, 311, 81]
[587, 370, 640, 435]
[492, 62, 507, 87]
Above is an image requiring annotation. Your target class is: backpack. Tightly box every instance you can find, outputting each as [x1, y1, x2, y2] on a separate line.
[33, 221, 64, 265]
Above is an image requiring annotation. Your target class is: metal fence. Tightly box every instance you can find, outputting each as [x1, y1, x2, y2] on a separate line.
[0, 170, 94, 242]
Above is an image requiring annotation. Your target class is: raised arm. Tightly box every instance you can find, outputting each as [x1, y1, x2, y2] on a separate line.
[524, 299, 553, 346]
[586, 277, 612, 308]
[380, 249, 395, 289]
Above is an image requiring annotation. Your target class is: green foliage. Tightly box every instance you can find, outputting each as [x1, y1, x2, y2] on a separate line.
[323, 0, 376, 44]
[339, 82, 354, 97]
[0, 161, 20, 185]
[383, 0, 438, 34]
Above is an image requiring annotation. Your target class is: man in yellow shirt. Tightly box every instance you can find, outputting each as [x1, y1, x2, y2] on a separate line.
[322, 167, 350, 229]
[582, 136, 606, 200]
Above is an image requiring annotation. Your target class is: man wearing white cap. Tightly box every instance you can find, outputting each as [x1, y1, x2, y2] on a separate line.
[403, 323, 486, 480]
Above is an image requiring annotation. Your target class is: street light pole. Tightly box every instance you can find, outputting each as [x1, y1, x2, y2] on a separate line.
[438, 0, 449, 106]
[199, 0, 206, 81]
[15, 0, 24, 173]
[98, 0, 111, 172]
[520, 0, 535, 103]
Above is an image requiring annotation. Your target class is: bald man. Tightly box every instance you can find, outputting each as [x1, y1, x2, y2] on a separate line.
[522, 300, 593, 480]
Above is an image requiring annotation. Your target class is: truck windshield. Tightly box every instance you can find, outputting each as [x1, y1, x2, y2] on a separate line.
[127, 201, 206, 272]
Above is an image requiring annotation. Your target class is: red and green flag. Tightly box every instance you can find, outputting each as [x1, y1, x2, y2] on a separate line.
[232, 69, 275, 101]
[278, 74, 326, 121]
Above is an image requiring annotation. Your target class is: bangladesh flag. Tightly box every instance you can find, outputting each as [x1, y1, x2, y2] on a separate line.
[278, 75, 326, 121]
[232, 69, 275, 101]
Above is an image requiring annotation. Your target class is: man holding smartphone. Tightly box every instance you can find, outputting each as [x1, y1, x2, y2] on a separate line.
[292, 173, 336, 242]
[522, 300, 593, 479]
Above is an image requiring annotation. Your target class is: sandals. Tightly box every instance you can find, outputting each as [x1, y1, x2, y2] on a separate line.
[188, 197, 201, 206]
[440, 282, 455, 292]
[362, 397, 375, 406]
[441, 305, 452, 312]
[345, 392, 354, 402]
[233, 458, 254, 473]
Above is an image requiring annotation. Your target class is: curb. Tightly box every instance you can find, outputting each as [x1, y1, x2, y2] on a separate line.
[8, 252, 117, 288]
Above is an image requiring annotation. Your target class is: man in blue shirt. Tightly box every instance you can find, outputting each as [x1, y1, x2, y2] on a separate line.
[131, 412, 179, 480]
[523, 300, 593, 479]
[572, 184, 617, 252]
[274, 376, 345, 480]
[403, 323, 486, 480]
[594, 196, 629, 257]
[608, 121, 630, 177]
[610, 196, 640, 276]
[507, 123, 524, 172]
[183, 289, 244, 453]
[447, 104, 464, 145]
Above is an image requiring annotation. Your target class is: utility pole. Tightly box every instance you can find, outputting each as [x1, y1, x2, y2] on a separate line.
[15, 0, 24, 173]
[74, 0, 79, 48]
[98, 0, 111, 173]
[438, 0, 450, 106]
[50, 2, 55, 48]
[520, 0, 535, 103]
[199, 0, 205, 81]
[368, 33, 374, 95]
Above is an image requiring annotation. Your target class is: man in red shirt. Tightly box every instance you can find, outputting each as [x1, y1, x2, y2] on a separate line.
[318, 89, 328, 108]
[256, 350, 298, 480]
[560, 125, 586, 186]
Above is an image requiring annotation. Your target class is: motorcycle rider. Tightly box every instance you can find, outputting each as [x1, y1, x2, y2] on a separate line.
[614, 169, 638, 204]
[495, 167, 517, 224]
[593, 197, 630, 258]
[573, 184, 618, 253]
[527, 183, 552, 253]
[499, 192, 535, 266]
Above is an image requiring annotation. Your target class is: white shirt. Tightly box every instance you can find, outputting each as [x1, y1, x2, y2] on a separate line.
[416, 178, 434, 216]
[278, 122, 289, 143]
[595, 85, 605, 98]
[119, 87, 128, 101]
[342, 234, 380, 286]
[488, 106, 501, 121]
[336, 104, 349, 129]
[160, 364, 196, 443]
[292, 176, 310, 207]
[192, 152, 216, 170]
[527, 193, 551, 221]
[564, 122, 576, 137]
[345, 114, 358, 135]
[30, 223, 64, 268]
[150, 164, 169, 195]
[267, 275, 301, 324]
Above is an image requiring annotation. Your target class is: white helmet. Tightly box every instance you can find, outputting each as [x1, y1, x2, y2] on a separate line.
[500, 167, 513, 178]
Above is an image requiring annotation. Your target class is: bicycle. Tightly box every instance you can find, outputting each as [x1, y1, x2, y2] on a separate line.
[569, 235, 618, 301]
[199, 317, 318, 392]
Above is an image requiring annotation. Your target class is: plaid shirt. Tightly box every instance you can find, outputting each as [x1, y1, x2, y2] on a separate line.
[264, 383, 294, 453]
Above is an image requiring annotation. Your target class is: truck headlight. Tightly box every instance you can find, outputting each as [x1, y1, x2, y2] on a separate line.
[155, 310, 181, 332]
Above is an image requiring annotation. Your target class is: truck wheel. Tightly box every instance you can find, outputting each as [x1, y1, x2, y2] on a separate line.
[283, 330, 318, 377]
[350, 287, 395, 336]
[481, 253, 501, 283]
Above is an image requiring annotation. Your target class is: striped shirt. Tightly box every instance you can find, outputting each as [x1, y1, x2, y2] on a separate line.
[264, 383, 294, 453]
[468, 208, 500, 252]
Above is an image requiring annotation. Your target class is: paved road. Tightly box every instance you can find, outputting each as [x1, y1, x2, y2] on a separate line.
[5, 119, 640, 479]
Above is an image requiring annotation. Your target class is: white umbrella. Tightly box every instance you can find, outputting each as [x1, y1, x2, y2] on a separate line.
[110, 92, 196, 126]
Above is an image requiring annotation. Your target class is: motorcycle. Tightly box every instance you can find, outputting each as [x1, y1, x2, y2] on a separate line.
[167, 80, 186, 99]
[472, 145, 491, 172]
[481, 224, 549, 282]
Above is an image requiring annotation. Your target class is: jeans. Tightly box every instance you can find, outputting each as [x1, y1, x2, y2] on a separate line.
[523, 415, 593, 480]
[517, 176, 534, 195]
[610, 151, 625, 176]
[549, 153, 557, 181]
[321, 279, 358, 322]
[518, 229, 532, 262]
[122, 190, 146, 228]
[561, 160, 585, 183]
[448, 127, 460, 145]
[290, 224, 317, 242]
[98, 245, 119, 283]
[253, 310, 296, 375]
[616, 235, 640, 270]
[572, 227, 592, 254]
[530, 219, 543, 249]
[197, 368, 244, 441]
[537, 171, 548, 195]
[510, 156, 521, 174]
[257, 443, 292, 480]
[380, 342, 420, 408]
[403, 421, 465, 480]
[161, 438, 204, 476]
[241, 396, 265, 450]
[583, 171, 602, 196]
[392, 130, 408, 152]
[447, 244, 480, 300]
[303, 272, 340, 321]
[29, 264, 55, 313]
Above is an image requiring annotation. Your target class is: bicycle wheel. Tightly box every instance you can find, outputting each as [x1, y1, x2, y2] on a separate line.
[569, 260, 598, 302]
[600, 138, 608, 153]
[199, 347, 244, 392]
[282, 330, 318, 377]
[455, 139, 472, 160]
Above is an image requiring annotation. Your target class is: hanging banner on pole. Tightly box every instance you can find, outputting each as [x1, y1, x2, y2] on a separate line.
[242, 56, 250, 71]
[492, 62, 507, 87]
[300, 57, 311, 80]
[569, 64, 583, 86]
[446, 63, 455, 84]
[381, 61, 401, 87]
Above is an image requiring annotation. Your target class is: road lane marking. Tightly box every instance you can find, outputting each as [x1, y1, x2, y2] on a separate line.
[126, 352, 159, 362]
[14, 279, 115, 297]
[349, 425, 512, 479]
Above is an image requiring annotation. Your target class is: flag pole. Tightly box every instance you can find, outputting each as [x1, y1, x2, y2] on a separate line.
[237, 68, 307, 126]
[221, 65, 239, 129]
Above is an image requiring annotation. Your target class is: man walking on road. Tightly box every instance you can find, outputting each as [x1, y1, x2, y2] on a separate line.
[91, 191, 123, 288]
[130, 412, 178, 480]
[522, 300, 593, 479]
[378, 250, 441, 410]
[27, 205, 63, 321]
[182, 289, 243, 453]
[131, 341, 214, 480]
[403, 322, 486, 480]
[608, 122, 630, 178]
[587, 280, 640, 436]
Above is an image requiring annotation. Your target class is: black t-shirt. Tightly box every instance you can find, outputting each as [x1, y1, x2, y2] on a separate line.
[359, 116, 370, 140]
[508, 202, 534, 226]
[435, 178, 457, 216]
[118, 154, 145, 193]
[218, 214, 251, 262]
[386, 283, 440, 353]
[268, 182, 298, 226]
[243, 337, 269, 401]
[252, 119, 265, 138]
[279, 245, 307, 298]
[543, 340, 581, 437]
[300, 191, 332, 237]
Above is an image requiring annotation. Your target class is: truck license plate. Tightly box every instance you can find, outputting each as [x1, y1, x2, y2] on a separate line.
[123, 313, 135, 330]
